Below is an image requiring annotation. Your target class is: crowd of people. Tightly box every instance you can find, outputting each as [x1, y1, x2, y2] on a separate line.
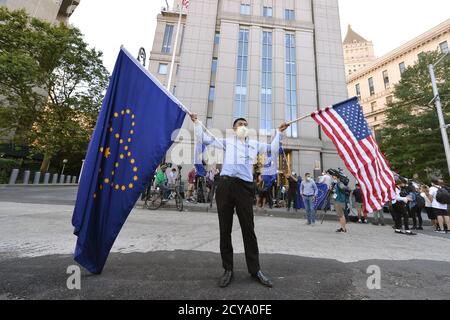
[147, 164, 450, 235]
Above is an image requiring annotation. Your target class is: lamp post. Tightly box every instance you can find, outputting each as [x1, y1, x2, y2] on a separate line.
[428, 52, 450, 176]
[61, 159, 69, 176]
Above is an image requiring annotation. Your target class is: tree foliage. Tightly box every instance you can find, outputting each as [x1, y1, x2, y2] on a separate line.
[380, 50, 450, 183]
[0, 7, 109, 171]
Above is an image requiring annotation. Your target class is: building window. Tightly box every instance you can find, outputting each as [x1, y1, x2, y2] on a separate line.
[211, 58, 218, 73]
[234, 28, 249, 118]
[355, 83, 361, 98]
[386, 95, 393, 105]
[371, 101, 377, 113]
[285, 34, 298, 138]
[263, 6, 272, 17]
[368, 77, 375, 96]
[209, 86, 215, 102]
[158, 63, 168, 75]
[214, 31, 220, 45]
[261, 31, 273, 135]
[440, 41, 449, 54]
[382, 70, 390, 89]
[285, 9, 295, 20]
[399, 62, 406, 75]
[162, 24, 174, 54]
[240, 4, 250, 15]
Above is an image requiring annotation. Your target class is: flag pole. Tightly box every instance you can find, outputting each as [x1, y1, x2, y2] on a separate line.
[167, 3, 183, 91]
[286, 114, 312, 126]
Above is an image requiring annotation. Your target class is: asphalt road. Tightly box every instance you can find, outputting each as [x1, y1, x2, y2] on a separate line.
[0, 186, 450, 300]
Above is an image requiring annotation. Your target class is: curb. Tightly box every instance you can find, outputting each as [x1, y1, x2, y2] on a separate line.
[0, 184, 79, 188]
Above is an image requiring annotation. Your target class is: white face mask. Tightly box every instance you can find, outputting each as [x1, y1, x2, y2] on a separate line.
[235, 125, 249, 139]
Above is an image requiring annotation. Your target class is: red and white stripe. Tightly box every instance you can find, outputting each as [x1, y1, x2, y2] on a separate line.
[182, 0, 190, 8]
[312, 108, 396, 213]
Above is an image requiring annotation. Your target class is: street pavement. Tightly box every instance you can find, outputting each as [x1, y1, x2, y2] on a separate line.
[0, 186, 450, 300]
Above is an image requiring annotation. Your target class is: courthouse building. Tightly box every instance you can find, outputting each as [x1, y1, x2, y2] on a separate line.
[343, 25, 376, 77]
[0, 0, 80, 23]
[346, 19, 450, 140]
[148, 0, 349, 177]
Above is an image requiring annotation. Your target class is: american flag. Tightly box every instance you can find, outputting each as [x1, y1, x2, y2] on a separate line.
[311, 97, 396, 213]
[182, 0, 190, 8]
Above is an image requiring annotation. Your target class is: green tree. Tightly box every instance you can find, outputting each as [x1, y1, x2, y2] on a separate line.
[0, 8, 109, 172]
[380, 50, 450, 183]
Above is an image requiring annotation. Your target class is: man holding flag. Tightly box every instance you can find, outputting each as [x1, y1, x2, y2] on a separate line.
[190, 114, 290, 288]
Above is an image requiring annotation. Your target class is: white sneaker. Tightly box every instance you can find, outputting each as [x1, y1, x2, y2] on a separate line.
[358, 219, 362, 223]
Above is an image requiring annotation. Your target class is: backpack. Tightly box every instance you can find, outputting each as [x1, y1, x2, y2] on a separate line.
[415, 192, 425, 209]
[436, 187, 450, 204]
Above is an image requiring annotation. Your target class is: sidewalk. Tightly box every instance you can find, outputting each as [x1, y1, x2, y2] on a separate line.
[136, 200, 433, 227]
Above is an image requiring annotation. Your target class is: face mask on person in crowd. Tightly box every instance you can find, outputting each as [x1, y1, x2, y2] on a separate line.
[235, 125, 249, 139]
[306, 176, 311, 181]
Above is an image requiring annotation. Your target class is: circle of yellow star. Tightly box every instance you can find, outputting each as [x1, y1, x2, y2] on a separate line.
[111, 171, 115, 176]
[115, 134, 120, 139]
[120, 154, 124, 159]
[132, 122, 135, 127]
[133, 167, 138, 172]
[99, 185, 103, 190]
[124, 146, 129, 151]
[130, 159, 135, 164]
[115, 162, 119, 168]
[100, 147, 104, 152]
[121, 110, 125, 115]
[130, 130, 134, 135]
[120, 139, 123, 144]
[126, 109, 131, 114]
[134, 176, 138, 181]
[127, 152, 131, 157]
[132, 114, 135, 119]
[121, 185, 126, 191]
[104, 178, 110, 183]
[114, 112, 118, 118]
[129, 183, 134, 189]
[115, 184, 119, 190]
[128, 138, 132, 143]
[104, 147, 111, 159]
[94, 193, 97, 199]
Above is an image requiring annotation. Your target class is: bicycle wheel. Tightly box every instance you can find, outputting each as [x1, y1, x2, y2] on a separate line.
[175, 192, 183, 212]
[145, 191, 163, 210]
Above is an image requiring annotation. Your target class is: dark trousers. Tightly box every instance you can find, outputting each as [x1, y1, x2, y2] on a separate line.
[216, 176, 260, 275]
[392, 202, 409, 230]
[287, 191, 298, 209]
[408, 206, 423, 228]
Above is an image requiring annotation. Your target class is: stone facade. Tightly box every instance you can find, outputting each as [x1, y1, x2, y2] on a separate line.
[346, 19, 450, 139]
[343, 25, 375, 77]
[1, 0, 80, 23]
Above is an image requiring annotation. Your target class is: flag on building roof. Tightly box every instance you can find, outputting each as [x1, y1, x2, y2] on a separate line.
[311, 97, 396, 213]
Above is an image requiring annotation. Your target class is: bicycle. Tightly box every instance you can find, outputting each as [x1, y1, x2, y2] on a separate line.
[144, 168, 184, 212]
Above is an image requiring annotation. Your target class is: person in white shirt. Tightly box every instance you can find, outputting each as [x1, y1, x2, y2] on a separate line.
[420, 185, 436, 230]
[166, 168, 177, 186]
[428, 178, 449, 234]
[391, 178, 413, 234]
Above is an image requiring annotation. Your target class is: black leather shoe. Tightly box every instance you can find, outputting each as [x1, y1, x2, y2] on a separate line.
[252, 271, 273, 288]
[218, 270, 233, 288]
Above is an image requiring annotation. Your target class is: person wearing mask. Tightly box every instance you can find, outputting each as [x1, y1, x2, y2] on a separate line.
[287, 172, 299, 212]
[428, 178, 450, 234]
[420, 185, 436, 230]
[190, 113, 290, 288]
[391, 178, 413, 235]
[331, 174, 349, 233]
[407, 183, 423, 230]
[318, 171, 333, 190]
[300, 173, 318, 225]
[353, 183, 367, 224]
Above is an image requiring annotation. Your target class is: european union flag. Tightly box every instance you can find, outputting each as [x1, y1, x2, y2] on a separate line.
[72, 47, 186, 274]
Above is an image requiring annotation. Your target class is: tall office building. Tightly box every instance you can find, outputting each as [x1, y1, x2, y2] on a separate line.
[0, 0, 80, 23]
[343, 25, 376, 77]
[149, 0, 348, 177]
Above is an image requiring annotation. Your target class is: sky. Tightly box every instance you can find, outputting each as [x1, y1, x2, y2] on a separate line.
[70, 0, 450, 73]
